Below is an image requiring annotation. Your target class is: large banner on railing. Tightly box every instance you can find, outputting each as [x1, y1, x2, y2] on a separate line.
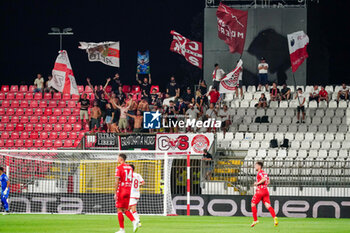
[156, 133, 214, 154]
[173, 195, 350, 218]
[118, 134, 156, 150]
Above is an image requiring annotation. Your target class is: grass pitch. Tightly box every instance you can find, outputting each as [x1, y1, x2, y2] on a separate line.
[1, 214, 349, 233]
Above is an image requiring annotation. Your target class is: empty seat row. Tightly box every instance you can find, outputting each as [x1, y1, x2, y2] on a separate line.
[238, 124, 349, 133]
[1, 115, 79, 124]
[0, 100, 79, 108]
[0, 92, 83, 100]
[0, 123, 88, 132]
[0, 131, 85, 140]
[0, 107, 81, 116]
[1, 84, 95, 94]
[0, 139, 78, 148]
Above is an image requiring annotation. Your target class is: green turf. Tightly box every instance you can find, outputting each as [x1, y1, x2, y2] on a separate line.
[0, 215, 349, 233]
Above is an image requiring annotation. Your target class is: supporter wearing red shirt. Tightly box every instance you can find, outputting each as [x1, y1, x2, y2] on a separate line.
[318, 86, 328, 102]
[207, 87, 220, 104]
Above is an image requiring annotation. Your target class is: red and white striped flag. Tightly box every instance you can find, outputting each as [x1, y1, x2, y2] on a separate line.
[287, 31, 309, 72]
[219, 59, 243, 93]
[50, 50, 79, 95]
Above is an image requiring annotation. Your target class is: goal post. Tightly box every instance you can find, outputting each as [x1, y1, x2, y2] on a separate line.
[0, 150, 175, 215]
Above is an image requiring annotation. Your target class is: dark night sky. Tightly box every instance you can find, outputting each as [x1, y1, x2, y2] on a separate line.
[0, 0, 349, 90]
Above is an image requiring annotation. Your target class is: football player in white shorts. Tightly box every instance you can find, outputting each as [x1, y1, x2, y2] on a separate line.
[129, 164, 144, 227]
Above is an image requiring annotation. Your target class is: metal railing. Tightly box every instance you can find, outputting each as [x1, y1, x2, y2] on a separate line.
[171, 158, 350, 197]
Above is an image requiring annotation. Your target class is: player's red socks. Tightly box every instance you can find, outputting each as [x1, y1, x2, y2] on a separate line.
[125, 210, 135, 222]
[251, 205, 258, 221]
[268, 206, 276, 218]
[118, 212, 124, 229]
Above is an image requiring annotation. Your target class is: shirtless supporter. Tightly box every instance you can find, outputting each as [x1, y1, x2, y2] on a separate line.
[126, 110, 144, 133]
[90, 101, 102, 132]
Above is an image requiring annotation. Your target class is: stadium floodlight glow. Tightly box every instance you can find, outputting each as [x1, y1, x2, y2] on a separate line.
[48, 27, 74, 51]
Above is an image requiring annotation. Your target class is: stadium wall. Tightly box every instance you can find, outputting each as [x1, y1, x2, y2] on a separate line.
[204, 7, 307, 86]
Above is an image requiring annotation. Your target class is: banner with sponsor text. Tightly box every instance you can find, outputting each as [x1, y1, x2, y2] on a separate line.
[118, 133, 156, 150]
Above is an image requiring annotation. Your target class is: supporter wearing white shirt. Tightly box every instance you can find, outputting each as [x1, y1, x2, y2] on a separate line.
[295, 88, 306, 123]
[337, 83, 349, 101]
[34, 73, 44, 93]
[257, 57, 269, 91]
[212, 63, 225, 91]
[186, 104, 200, 132]
[218, 105, 231, 133]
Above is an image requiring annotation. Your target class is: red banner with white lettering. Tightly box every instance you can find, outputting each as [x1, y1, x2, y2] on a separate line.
[216, 3, 248, 54]
[170, 30, 203, 69]
[287, 31, 309, 72]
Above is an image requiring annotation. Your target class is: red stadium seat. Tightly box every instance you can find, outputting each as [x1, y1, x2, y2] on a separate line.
[48, 100, 57, 108]
[69, 132, 77, 139]
[25, 93, 33, 100]
[78, 85, 84, 93]
[0, 123, 4, 131]
[0, 108, 4, 115]
[7, 93, 15, 100]
[71, 94, 79, 101]
[62, 108, 71, 116]
[11, 100, 20, 108]
[11, 116, 19, 123]
[28, 85, 36, 92]
[1, 100, 10, 108]
[1, 85, 9, 92]
[15, 123, 24, 131]
[85, 85, 93, 93]
[34, 123, 43, 131]
[34, 108, 43, 116]
[53, 92, 61, 100]
[58, 116, 67, 124]
[34, 92, 42, 100]
[78, 131, 85, 139]
[73, 124, 82, 131]
[20, 116, 29, 123]
[6, 108, 15, 116]
[53, 124, 62, 131]
[25, 123, 34, 131]
[5, 139, 14, 147]
[48, 116, 57, 124]
[105, 85, 112, 93]
[43, 92, 52, 99]
[68, 116, 77, 124]
[39, 100, 47, 108]
[30, 116, 39, 123]
[15, 139, 24, 147]
[67, 100, 76, 108]
[24, 139, 33, 147]
[1, 116, 9, 123]
[62, 93, 70, 100]
[132, 85, 141, 93]
[20, 132, 29, 139]
[34, 139, 43, 147]
[150, 85, 160, 93]
[63, 139, 73, 147]
[40, 132, 48, 139]
[19, 85, 28, 92]
[24, 108, 33, 116]
[72, 108, 80, 116]
[0, 93, 5, 100]
[16, 108, 24, 116]
[1, 132, 9, 139]
[10, 85, 18, 92]
[0, 139, 4, 147]
[63, 124, 72, 131]
[29, 100, 38, 108]
[16, 93, 24, 100]
[88, 93, 95, 100]
[59, 132, 67, 139]
[6, 123, 15, 131]
[11, 132, 19, 139]
[44, 108, 52, 116]
[20, 100, 29, 108]
[44, 139, 53, 147]
[54, 140, 63, 148]
[30, 131, 39, 139]
[58, 100, 66, 108]
[49, 132, 58, 139]
[53, 108, 61, 116]
[44, 124, 52, 131]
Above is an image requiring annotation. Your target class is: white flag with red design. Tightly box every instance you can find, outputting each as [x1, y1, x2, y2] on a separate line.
[79, 41, 120, 67]
[287, 31, 309, 72]
[219, 59, 243, 93]
[50, 50, 79, 95]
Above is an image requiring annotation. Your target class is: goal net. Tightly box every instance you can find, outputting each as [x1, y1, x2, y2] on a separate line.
[0, 150, 175, 215]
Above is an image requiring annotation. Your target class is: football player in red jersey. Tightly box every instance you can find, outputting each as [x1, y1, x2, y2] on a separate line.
[250, 161, 278, 227]
[115, 154, 139, 233]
